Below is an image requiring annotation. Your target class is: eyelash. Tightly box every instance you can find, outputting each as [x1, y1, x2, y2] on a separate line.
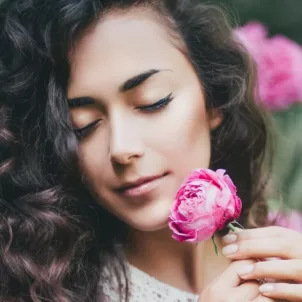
[73, 119, 101, 139]
[73, 93, 174, 139]
[137, 93, 174, 112]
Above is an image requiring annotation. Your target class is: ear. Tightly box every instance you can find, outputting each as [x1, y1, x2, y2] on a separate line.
[208, 108, 223, 130]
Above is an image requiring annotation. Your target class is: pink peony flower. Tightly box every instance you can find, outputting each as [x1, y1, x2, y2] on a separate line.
[234, 22, 302, 111]
[169, 169, 242, 243]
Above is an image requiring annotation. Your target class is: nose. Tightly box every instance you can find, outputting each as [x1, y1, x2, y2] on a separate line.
[109, 115, 144, 165]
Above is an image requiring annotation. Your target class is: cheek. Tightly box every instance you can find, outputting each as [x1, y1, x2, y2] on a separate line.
[150, 91, 211, 172]
[78, 136, 110, 191]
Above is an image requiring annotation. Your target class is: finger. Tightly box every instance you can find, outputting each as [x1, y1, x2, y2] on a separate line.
[259, 283, 302, 301]
[232, 281, 259, 300]
[216, 260, 256, 288]
[250, 295, 276, 302]
[223, 226, 299, 242]
[221, 237, 301, 260]
[198, 281, 259, 302]
[237, 260, 302, 283]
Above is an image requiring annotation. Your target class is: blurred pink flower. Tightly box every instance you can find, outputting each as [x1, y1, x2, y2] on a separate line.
[234, 21, 268, 57]
[235, 22, 302, 111]
[268, 210, 302, 233]
[258, 36, 302, 110]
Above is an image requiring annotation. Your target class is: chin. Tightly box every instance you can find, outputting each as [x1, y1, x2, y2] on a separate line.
[124, 198, 172, 232]
[131, 217, 169, 232]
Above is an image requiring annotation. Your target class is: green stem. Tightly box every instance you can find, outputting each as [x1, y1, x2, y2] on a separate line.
[212, 235, 219, 256]
[228, 223, 237, 232]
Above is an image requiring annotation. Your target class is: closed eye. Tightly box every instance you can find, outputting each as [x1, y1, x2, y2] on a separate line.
[137, 93, 174, 112]
[73, 93, 173, 138]
[73, 119, 101, 139]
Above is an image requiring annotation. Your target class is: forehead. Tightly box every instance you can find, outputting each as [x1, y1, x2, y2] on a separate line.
[67, 9, 185, 98]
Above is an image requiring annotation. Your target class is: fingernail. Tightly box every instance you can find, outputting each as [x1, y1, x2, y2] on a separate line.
[238, 264, 254, 276]
[259, 284, 275, 293]
[264, 257, 279, 261]
[222, 244, 238, 255]
[222, 234, 237, 244]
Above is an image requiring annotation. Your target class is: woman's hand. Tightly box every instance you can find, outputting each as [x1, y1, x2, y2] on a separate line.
[198, 259, 276, 302]
[222, 226, 302, 301]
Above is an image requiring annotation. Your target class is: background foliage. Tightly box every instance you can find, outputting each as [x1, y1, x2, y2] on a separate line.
[215, 0, 302, 44]
[212, 0, 302, 210]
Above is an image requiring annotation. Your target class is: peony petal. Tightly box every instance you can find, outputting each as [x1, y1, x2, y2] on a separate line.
[169, 221, 196, 242]
[195, 224, 217, 242]
[170, 213, 217, 243]
[222, 174, 238, 195]
[217, 187, 233, 214]
[177, 203, 194, 221]
[216, 169, 226, 179]
[171, 229, 196, 242]
[170, 199, 181, 219]
[169, 221, 188, 234]
[233, 196, 242, 220]
[187, 169, 211, 182]
[203, 169, 221, 186]
[175, 185, 186, 201]
[203, 182, 220, 212]
[184, 218, 210, 231]
[171, 208, 188, 221]
[172, 233, 195, 242]
[213, 207, 225, 226]
[186, 169, 204, 181]
[189, 212, 217, 229]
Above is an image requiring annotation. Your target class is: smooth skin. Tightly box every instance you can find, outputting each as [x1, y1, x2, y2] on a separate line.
[221, 226, 302, 302]
[198, 260, 276, 302]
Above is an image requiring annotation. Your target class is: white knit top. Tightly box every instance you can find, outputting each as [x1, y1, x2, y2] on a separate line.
[101, 264, 199, 302]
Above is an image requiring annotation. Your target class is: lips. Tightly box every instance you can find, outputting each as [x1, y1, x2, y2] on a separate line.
[115, 173, 168, 198]
[118, 175, 162, 191]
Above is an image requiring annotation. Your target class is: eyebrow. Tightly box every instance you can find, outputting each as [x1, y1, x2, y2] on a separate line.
[68, 96, 95, 108]
[67, 69, 168, 108]
[119, 69, 163, 92]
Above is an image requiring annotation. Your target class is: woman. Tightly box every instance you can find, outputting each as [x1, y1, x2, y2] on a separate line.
[0, 0, 302, 301]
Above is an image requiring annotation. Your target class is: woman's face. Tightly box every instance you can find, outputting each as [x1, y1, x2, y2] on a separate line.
[67, 9, 222, 231]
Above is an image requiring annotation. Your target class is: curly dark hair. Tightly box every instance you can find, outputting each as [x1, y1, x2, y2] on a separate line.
[0, 0, 272, 301]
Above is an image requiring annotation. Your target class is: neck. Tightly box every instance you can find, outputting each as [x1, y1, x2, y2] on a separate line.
[125, 227, 230, 294]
